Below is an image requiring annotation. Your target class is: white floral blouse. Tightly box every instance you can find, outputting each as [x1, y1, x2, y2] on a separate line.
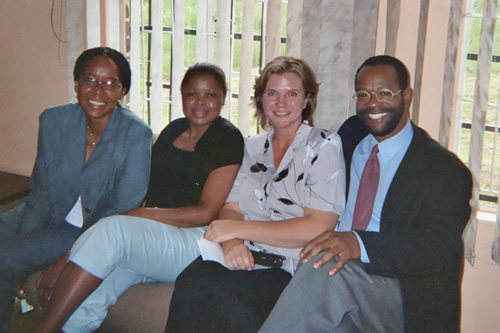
[226, 123, 346, 273]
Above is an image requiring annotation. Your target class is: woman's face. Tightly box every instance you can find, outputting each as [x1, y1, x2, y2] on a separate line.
[262, 72, 308, 132]
[74, 55, 126, 123]
[181, 74, 225, 129]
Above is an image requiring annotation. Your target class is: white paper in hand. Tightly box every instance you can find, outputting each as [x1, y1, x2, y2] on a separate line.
[197, 238, 229, 269]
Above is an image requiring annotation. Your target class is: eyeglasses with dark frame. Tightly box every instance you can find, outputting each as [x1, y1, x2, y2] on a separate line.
[352, 88, 402, 104]
[79, 76, 123, 91]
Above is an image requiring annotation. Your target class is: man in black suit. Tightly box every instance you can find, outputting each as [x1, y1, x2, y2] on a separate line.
[259, 55, 472, 333]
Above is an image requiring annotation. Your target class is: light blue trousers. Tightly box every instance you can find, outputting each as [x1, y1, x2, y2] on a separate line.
[62, 215, 204, 333]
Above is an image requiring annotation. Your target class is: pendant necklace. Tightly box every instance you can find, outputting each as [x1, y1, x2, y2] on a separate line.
[86, 122, 97, 147]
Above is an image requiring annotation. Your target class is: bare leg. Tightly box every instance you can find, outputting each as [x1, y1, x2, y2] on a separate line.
[36, 262, 102, 333]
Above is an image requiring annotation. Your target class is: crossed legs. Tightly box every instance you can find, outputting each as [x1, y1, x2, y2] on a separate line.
[36, 215, 204, 332]
[259, 254, 404, 333]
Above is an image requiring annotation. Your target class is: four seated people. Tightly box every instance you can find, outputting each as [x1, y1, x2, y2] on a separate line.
[4, 53, 472, 333]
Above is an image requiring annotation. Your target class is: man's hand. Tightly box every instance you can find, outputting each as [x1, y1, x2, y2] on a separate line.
[204, 219, 244, 243]
[35, 253, 68, 308]
[300, 231, 361, 276]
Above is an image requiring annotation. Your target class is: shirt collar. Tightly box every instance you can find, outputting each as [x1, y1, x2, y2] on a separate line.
[363, 119, 413, 161]
[263, 122, 312, 171]
[265, 121, 312, 151]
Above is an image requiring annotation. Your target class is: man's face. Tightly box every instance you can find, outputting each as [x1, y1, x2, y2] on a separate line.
[355, 65, 411, 142]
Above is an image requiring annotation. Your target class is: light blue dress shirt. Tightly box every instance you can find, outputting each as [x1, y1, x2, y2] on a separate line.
[337, 119, 413, 262]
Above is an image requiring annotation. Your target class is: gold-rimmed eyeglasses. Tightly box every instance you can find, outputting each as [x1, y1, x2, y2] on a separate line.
[79, 76, 123, 91]
[352, 89, 402, 104]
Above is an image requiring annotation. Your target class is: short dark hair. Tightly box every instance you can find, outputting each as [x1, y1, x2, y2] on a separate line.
[355, 55, 410, 91]
[73, 47, 131, 94]
[181, 63, 228, 98]
[253, 56, 319, 130]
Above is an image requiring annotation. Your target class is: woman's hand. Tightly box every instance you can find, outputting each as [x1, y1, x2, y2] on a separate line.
[204, 219, 245, 243]
[35, 253, 69, 308]
[222, 240, 254, 270]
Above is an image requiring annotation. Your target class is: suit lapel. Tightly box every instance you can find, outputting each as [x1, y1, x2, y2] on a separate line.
[59, 108, 86, 182]
[380, 126, 428, 231]
[50, 107, 86, 210]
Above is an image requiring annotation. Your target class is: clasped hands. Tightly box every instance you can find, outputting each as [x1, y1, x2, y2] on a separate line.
[204, 220, 361, 275]
[204, 219, 253, 270]
[204, 219, 244, 243]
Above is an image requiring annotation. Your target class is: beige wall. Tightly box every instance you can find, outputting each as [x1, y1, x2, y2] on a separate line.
[0, 0, 69, 176]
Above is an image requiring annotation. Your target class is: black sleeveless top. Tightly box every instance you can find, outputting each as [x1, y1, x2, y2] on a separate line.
[144, 117, 244, 208]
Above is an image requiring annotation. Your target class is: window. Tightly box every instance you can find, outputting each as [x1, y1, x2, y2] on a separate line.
[123, 0, 289, 135]
[456, 0, 500, 208]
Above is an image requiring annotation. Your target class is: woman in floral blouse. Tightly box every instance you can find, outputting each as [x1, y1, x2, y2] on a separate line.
[165, 56, 346, 333]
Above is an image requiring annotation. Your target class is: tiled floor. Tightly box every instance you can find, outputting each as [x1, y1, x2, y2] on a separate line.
[461, 215, 500, 333]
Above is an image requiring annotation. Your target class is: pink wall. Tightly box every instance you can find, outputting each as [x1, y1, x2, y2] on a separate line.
[0, 0, 69, 176]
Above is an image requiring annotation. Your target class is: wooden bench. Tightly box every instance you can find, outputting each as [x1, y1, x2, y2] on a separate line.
[0, 171, 30, 213]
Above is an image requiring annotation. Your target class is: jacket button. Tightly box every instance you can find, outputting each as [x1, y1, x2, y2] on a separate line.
[85, 208, 92, 214]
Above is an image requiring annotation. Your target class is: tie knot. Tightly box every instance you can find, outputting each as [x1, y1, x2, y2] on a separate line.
[370, 144, 379, 157]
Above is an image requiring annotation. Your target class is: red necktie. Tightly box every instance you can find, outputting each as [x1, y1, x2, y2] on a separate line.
[352, 144, 380, 230]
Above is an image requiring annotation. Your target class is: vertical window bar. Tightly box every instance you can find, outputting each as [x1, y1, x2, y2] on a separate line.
[128, 0, 142, 117]
[264, 0, 282, 64]
[216, 0, 232, 120]
[207, 0, 216, 61]
[196, 0, 208, 62]
[86, 0, 101, 47]
[171, 0, 185, 121]
[107, 0, 121, 50]
[439, 0, 465, 148]
[150, 0, 163, 132]
[237, 0, 255, 136]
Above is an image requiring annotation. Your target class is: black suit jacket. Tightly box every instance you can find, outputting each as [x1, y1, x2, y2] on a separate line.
[338, 116, 472, 333]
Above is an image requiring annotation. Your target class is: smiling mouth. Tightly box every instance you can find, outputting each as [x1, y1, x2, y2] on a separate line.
[89, 100, 105, 106]
[274, 111, 289, 116]
[368, 112, 387, 120]
[192, 110, 208, 117]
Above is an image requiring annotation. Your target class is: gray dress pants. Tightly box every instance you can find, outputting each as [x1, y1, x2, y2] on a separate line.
[259, 254, 404, 333]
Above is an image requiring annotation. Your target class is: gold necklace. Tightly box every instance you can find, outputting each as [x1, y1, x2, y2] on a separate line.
[86, 122, 97, 147]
